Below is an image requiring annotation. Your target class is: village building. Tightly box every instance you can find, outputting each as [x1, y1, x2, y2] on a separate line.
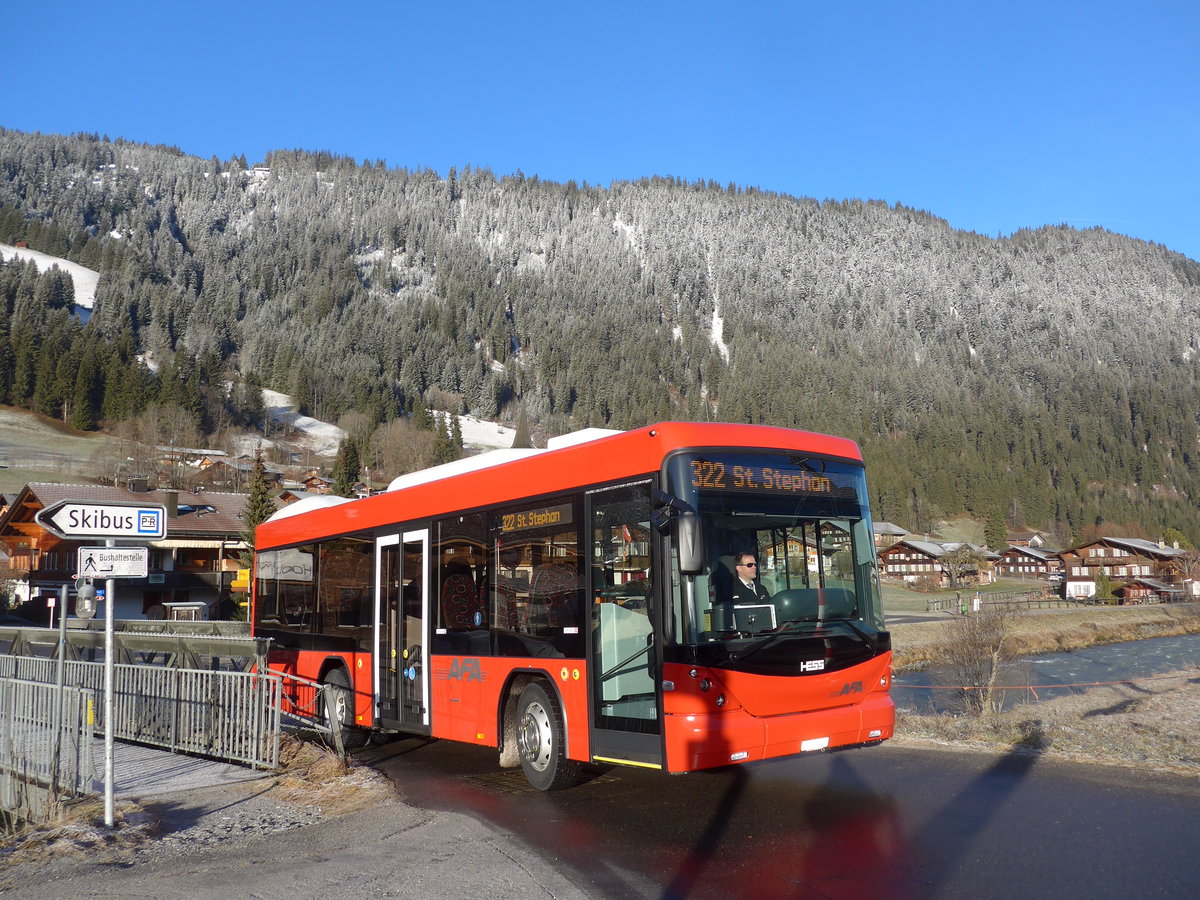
[872, 521, 908, 549]
[1058, 537, 1188, 602]
[1006, 529, 1053, 549]
[0, 481, 269, 622]
[878, 538, 997, 588]
[995, 545, 1063, 582]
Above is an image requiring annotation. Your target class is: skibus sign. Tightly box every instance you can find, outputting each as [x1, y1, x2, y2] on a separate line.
[36, 500, 167, 541]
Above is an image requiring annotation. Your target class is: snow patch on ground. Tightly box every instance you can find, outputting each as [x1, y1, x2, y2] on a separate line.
[0, 243, 101, 316]
[261, 390, 346, 457]
[448, 413, 516, 450]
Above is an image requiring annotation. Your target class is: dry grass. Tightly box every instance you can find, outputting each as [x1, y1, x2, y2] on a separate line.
[895, 670, 1200, 773]
[270, 735, 392, 815]
[891, 603, 1200, 773]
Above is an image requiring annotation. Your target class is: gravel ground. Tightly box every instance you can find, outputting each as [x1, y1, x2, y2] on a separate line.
[0, 739, 393, 883]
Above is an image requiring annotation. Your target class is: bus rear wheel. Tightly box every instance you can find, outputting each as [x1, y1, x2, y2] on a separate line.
[516, 682, 581, 791]
[322, 667, 368, 749]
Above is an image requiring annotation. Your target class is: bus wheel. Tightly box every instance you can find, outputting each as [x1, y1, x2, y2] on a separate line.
[516, 682, 581, 791]
[322, 668, 368, 749]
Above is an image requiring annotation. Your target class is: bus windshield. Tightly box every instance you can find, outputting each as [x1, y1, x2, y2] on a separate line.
[663, 450, 886, 649]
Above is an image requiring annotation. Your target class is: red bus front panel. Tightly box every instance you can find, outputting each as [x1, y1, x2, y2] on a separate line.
[661, 655, 894, 772]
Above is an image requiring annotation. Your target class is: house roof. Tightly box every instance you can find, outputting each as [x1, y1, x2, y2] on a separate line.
[872, 521, 909, 536]
[1001, 545, 1055, 562]
[1119, 577, 1183, 593]
[889, 539, 946, 558]
[0, 482, 265, 541]
[1067, 536, 1184, 559]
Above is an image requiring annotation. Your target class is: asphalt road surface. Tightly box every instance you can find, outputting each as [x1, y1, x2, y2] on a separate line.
[360, 737, 1200, 899]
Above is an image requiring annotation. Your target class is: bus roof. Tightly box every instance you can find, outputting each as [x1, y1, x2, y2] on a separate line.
[256, 421, 862, 550]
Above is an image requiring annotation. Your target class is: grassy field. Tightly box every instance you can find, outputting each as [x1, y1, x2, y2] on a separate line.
[882, 576, 1049, 614]
[0, 406, 120, 493]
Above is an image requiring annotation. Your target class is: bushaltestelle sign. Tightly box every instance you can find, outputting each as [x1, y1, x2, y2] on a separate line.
[36, 499, 167, 541]
[78, 546, 150, 579]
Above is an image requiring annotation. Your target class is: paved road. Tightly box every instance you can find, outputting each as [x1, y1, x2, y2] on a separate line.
[5, 735, 1197, 899]
[359, 738, 1200, 899]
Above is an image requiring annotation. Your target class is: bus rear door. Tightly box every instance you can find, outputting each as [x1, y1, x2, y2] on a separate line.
[376, 529, 431, 733]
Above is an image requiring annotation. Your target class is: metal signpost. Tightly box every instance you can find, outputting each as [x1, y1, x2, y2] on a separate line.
[36, 500, 167, 828]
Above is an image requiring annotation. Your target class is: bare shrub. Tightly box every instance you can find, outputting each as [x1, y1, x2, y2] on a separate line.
[934, 602, 1019, 715]
[912, 574, 942, 593]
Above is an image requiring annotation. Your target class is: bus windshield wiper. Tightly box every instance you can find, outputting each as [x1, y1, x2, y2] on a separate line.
[730, 618, 811, 663]
[817, 617, 878, 651]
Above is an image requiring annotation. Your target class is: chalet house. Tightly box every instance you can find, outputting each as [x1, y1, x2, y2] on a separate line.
[878, 539, 997, 588]
[1058, 537, 1185, 602]
[277, 486, 313, 505]
[995, 545, 1063, 581]
[0, 481, 270, 622]
[196, 457, 283, 492]
[1007, 530, 1052, 549]
[1112, 577, 1185, 605]
[872, 521, 909, 549]
[301, 472, 334, 493]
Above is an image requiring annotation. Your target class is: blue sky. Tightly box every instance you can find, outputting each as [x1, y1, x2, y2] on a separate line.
[10, 1, 1200, 260]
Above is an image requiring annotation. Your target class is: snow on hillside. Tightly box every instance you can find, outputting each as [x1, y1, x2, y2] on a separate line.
[451, 413, 517, 450]
[261, 390, 346, 457]
[259, 391, 517, 459]
[0, 243, 100, 319]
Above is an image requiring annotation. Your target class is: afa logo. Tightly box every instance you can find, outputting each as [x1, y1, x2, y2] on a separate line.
[445, 657, 485, 682]
[833, 681, 863, 697]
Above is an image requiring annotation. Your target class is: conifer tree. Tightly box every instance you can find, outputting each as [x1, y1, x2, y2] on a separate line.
[331, 437, 362, 496]
[240, 447, 277, 567]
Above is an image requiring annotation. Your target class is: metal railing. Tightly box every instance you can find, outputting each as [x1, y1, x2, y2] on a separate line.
[0, 623, 268, 672]
[927, 589, 1047, 611]
[1, 678, 95, 825]
[0, 657, 280, 770]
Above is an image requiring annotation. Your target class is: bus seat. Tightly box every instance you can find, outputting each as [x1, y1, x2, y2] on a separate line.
[441, 572, 483, 630]
[531, 564, 578, 628]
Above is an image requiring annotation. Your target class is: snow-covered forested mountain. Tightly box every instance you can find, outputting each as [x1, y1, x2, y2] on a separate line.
[1, 128, 1198, 544]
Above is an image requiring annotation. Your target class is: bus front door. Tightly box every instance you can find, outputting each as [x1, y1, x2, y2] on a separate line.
[588, 483, 663, 770]
[377, 529, 430, 733]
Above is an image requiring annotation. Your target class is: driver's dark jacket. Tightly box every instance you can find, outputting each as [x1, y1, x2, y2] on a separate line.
[729, 579, 771, 604]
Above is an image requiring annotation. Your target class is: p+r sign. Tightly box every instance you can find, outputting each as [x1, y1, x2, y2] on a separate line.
[36, 499, 167, 541]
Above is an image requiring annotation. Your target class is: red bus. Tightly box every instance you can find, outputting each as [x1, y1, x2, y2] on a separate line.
[253, 422, 893, 789]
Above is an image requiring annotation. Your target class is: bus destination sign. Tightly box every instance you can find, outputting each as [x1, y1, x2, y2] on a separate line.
[499, 503, 573, 533]
[690, 460, 849, 496]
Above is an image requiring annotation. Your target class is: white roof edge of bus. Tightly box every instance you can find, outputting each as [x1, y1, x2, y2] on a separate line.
[544, 427, 623, 449]
[386, 448, 543, 491]
[266, 494, 354, 522]
[385, 427, 625, 493]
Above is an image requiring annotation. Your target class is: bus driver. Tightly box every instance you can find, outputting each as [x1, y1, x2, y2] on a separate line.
[729, 552, 771, 604]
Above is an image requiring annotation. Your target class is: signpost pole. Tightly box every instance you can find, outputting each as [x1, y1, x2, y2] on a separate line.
[104, 538, 115, 829]
[52, 584, 68, 796]
[32, 498, 166, 831]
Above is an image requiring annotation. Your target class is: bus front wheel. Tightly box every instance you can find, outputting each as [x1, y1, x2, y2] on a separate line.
[516, 682, 581, 791]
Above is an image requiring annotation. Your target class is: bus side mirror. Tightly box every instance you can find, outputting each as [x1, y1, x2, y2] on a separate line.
[677, 511, 703, 575]
[74, 578, 98, 619]
[653, 489, 705, 575]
